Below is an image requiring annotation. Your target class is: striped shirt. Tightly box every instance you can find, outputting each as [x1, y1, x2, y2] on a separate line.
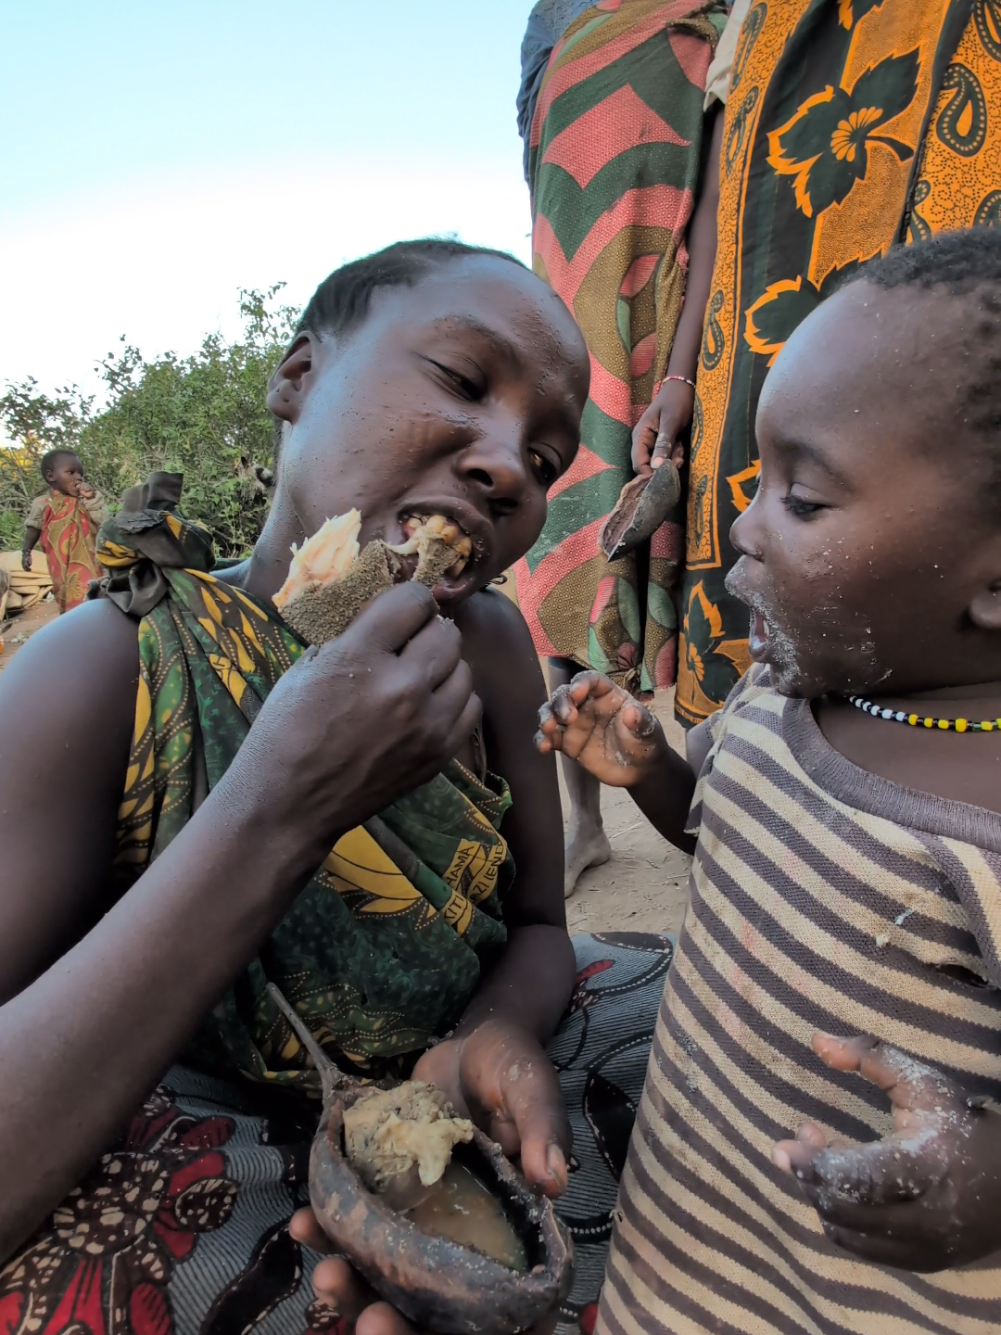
[597, 667, 1001, 1335]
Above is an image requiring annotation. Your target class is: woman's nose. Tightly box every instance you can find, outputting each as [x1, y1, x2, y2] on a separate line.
[456, 432, 527, 516]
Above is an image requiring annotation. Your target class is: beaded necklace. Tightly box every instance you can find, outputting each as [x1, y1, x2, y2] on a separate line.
[847, 695, 1001, 733]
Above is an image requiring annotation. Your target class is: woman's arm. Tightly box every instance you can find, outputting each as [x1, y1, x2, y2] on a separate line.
[631, 105, 724, 473]
[0, 583, 478, 1260]
[453, 587, 575, 1038]
[417, 589, 575, 1195]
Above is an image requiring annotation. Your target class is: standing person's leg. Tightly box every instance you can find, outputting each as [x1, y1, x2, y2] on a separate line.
[549, 657, 611, 897]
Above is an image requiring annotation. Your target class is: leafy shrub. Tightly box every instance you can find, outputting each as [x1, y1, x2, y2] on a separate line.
[0, 286, 296, 558]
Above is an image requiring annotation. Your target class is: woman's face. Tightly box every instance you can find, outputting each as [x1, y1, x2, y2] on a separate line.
[266, 255, 589, 609]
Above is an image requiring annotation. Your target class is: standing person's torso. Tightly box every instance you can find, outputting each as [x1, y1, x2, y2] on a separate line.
[600, 665, 1001, 1334]
[678, 0, 997, 724]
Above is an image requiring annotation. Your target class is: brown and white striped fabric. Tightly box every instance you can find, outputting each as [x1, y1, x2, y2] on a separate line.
[597, 666, 1001, 1335]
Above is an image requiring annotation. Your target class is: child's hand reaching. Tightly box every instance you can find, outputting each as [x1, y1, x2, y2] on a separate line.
[535, 670, 665, 788]
[774, 1033, 1001, 1271]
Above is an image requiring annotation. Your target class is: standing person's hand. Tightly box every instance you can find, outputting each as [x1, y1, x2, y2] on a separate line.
[536, 670, 666, 788]
[78, 481, 96, 500]
[21, 550, 33, 572]
[774, 1034, 1001, 1271]
[631, 378, 695, 475]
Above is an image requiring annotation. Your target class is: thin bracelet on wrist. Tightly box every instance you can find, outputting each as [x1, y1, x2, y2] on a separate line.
[664, 374, 697, 390]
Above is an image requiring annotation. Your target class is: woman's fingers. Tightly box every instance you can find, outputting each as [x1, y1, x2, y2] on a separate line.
[289, 1206, 334, 1253]
[355, 1303, 419, 1335]
[311, 1256, 376, 1325]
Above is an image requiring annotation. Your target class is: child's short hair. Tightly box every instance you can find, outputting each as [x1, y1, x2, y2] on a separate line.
[39, 449, 79, 482]
[297, 239, 525, 343]
[849, 229, 1001, 440]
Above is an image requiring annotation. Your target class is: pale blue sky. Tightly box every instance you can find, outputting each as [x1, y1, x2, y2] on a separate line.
[1, 1, 535, 395]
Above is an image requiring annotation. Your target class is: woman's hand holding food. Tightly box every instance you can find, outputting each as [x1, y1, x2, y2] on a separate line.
[230, 582, 480, 875]
[536, 670, 666, 788]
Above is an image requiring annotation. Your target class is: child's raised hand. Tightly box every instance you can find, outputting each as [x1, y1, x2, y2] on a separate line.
[535, 671, 664, 788]
[774, 1033, 1001, 1271]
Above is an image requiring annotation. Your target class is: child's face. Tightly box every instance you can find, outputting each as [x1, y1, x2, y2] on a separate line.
[727, 281, 1001, 699]
[268, 256, 589, 609]
[46, 456, 85, 496]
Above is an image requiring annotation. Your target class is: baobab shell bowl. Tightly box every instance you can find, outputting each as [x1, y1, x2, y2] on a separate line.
[308, 1087, 574, 1335]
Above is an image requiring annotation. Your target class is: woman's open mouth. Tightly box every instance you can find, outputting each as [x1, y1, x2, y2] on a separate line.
[388, 506, 489, 605]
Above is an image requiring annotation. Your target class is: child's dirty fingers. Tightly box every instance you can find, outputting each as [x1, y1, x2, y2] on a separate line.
[805, 1138, 932, 1214]
[812, 1033, 962, 1114]
[549, 684, 581, 726]
[621, 701, 657, 737]
[534, 726, 561, 755]
[819, 1221, 921, 1270]
[569, 670, 616, 703]
[773, 1124, 825, 1176]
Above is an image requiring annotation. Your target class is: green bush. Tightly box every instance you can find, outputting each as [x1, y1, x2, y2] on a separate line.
[0, 286, 297, 558]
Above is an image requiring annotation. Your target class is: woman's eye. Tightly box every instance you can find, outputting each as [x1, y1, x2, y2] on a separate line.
[431, 361, 482, 400]
[782, 492, 824, 518]
[528, 448, 559, 486]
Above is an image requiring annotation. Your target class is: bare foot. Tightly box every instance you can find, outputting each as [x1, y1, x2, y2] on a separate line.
[564, 819, 612, 898]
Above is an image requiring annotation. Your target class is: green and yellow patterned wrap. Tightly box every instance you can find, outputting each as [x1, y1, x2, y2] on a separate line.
[91, 475, 512, 1087]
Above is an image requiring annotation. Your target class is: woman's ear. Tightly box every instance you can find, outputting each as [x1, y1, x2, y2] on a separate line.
[267, 333, 316, 424]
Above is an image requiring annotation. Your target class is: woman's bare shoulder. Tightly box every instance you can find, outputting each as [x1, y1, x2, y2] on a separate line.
[0, 599, 140, 730]
[0, 601, 141, 997]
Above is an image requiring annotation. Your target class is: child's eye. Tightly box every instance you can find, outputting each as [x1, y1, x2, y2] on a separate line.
[782, 492, 825, 518]
[528, 447, 559, 486]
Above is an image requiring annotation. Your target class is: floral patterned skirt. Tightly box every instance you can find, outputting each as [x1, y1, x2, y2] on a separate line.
[1, 935, 673, 1335]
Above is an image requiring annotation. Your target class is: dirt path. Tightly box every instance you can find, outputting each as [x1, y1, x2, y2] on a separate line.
[0, 599, 58, 670]
[562, 689, 691, 938]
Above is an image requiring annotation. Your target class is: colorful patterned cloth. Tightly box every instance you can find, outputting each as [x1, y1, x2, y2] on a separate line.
[0, 936, 674, 1335]
[91, 477, 512, 1082]
[515, 0, 727, 695]
[25, 488, 109, 612]
[678, 0, 1001, 724]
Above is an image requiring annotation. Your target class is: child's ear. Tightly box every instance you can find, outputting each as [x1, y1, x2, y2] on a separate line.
[266, 333, 315, 425]
[969, 581, 1001, 632]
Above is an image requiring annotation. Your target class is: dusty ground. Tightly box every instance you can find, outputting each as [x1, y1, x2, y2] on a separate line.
[0, 597, 689, 939]
[561, 689, 691, 938]
[0, 598, 58, 670]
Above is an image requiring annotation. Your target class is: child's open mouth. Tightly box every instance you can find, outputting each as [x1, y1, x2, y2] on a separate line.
[749, 610, 771, 662]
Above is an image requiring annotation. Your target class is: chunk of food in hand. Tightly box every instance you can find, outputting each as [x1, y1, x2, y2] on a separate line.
[343, 1080, 474, 1193]
[272, 510, 473, 645]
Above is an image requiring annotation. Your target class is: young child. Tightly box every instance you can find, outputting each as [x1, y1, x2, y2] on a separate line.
[23, 449, 109, 612]
[537, 229, 1001, 1333]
